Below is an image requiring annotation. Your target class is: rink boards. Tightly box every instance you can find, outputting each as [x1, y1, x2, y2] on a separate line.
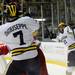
[0, 42, 67, 75]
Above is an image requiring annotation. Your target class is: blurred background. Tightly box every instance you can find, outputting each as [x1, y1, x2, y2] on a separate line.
[0, 0, 75, 41]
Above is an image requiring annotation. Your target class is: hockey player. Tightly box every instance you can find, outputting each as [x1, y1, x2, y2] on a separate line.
[57, 22, 75, 75]
[56, 22, 66, 42]
[0, 13, 48, 75]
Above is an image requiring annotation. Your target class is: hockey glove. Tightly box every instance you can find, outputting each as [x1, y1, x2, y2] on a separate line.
[0, 43, 9, 55]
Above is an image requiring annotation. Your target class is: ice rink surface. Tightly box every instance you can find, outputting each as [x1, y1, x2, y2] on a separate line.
[0, 42, 75, 75]
[47, 63, 66, 75]
[41, 42, 75, 75]
[40, 42, 67, 75]
[46, 62, 75, 75]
